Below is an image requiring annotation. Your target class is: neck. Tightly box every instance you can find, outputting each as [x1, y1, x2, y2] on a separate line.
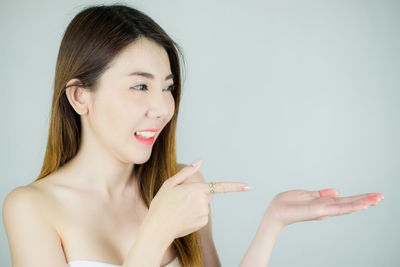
[62, 133, 137, 200]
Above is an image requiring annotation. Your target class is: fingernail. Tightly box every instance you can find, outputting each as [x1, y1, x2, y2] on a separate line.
[242, 184, 254, 191]
[367, 196, 380, 202]
[191, 159, 202, 167]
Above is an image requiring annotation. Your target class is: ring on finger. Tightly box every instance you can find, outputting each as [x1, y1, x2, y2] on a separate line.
[209, 182, 216, 193]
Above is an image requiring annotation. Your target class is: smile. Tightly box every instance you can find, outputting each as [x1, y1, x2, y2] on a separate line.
[134, 133, 155, 145]
[134, 128, 160, 145]
[134, 129, 159, 145]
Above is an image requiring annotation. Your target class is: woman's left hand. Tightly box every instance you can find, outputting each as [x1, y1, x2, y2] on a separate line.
[264, 189, 384, 228]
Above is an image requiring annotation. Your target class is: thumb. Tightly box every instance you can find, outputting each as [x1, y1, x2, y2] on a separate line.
[170, 158, 203, 186]
[317, 188, 340, 198]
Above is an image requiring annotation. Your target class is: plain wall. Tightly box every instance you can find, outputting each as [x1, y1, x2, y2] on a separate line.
[1, 0, 399, 266]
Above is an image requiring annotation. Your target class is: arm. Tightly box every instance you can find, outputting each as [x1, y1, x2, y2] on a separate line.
[122, 214, 172, 267]
[238, 213, 283, 267]
[240, 188, 384, 267]
[2, 186, 69, 267]
[125, 161, 228, 267]
[2, 186, 173, 267]
[177, 163, 221, 267]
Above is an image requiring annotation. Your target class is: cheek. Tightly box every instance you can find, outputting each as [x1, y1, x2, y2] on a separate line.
[114, 97, 145, 137]
[92, 94, 135, 146]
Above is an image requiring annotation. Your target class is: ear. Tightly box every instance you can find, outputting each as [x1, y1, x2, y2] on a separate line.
[65, 78, 90, 115]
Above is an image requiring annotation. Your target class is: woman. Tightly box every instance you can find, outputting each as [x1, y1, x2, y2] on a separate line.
[2, 4, 384, 267]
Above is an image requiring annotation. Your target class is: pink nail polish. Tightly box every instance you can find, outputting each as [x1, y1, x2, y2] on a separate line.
[367, 196, 380, 202]
[319, 189, 337, 198]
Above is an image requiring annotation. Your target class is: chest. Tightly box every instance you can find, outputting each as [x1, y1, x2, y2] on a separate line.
[52, 192, 176, 265]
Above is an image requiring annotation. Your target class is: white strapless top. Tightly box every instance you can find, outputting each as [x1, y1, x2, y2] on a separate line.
[68, 256, 180, 267]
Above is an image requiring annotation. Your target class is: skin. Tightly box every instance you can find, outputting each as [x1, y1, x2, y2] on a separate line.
[237, 188, 384, 266]
[56, 38, 174, 263]
[3, 37, 224, 267]
[2, 36, 384, 267]
[55, 37, 179, 265]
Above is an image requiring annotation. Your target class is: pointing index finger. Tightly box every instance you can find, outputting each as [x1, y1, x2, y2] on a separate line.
[209, 182, 254, 193]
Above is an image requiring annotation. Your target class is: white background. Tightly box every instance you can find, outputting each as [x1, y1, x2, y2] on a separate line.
[1, 0, 399, 266]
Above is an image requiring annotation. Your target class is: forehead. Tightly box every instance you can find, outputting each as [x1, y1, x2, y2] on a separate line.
[107, 37, 171, 77]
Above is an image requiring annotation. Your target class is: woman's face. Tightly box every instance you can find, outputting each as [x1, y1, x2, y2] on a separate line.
[85, 37, 175, 164]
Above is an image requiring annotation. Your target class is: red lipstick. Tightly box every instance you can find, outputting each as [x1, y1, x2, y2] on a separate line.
[134, 134, 155, 145]
[134, 128, 160, 145]
[136, 128, 160, 132]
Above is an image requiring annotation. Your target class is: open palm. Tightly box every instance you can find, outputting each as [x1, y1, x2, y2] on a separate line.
[265, 189, 384, 227]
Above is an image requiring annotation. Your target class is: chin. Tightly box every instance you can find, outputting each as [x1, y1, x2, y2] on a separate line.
[131, 153, 152, 165]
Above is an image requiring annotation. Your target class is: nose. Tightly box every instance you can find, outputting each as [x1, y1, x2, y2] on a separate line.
[145, 91, 173, 119]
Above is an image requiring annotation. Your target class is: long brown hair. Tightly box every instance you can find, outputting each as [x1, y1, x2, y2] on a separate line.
[34, 4, 202, 266]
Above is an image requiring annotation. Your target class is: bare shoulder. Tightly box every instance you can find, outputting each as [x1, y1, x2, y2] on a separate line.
[177, 162, 206, 183]
[3, 177, 60, 217]
[3, 185, 44, 219]
[2, 184, 67, 266]
[2, 181, 61, 234]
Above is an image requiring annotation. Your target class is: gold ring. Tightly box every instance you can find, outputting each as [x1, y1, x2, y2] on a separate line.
[209, 182, 216, 193]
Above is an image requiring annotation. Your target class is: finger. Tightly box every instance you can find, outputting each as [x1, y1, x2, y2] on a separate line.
[324, 198, 370, 217]
[365, 194, 385, 205]
[171, 159, 203, 186]
[206, 182, 253, 194]
[317, 194, 384, 220]
[312, 188, 340, 198]
[333, 193, 384, 206]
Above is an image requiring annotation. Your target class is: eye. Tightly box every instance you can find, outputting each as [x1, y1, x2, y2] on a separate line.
[129, 83, 176, 92]
[130, 84, 148, 91]
[164, 84, 176, 92]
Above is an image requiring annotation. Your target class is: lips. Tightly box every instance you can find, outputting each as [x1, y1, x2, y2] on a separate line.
[134, 128, 160, 145]
[134, 134, 155, 145]
[135, 128, 161, 132]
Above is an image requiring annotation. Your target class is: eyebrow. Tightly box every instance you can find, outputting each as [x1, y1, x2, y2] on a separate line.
[129, 71, 174, 81]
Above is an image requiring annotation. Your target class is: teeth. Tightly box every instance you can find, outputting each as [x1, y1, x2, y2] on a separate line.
[135, 131, 156, 138]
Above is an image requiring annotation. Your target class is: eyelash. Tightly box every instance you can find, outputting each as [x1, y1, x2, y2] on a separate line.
[130, 84, 176, 92]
